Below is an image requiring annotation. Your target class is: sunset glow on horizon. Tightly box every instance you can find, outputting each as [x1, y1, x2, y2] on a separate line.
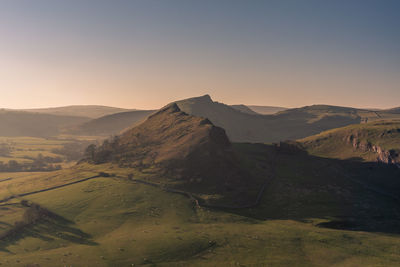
[0, 0, 399, 110]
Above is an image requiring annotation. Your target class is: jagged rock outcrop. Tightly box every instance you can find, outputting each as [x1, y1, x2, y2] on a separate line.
[346, 134, 399, 165]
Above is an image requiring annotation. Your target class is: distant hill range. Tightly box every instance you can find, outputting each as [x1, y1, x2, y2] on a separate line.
[68, 110, 155, 136]
[21, 105, 132, 119]
[0, 106, 153, 137]
[1, 96, 399, 140]
[0, 110, 89, 137]
[175, 95, 400, 143]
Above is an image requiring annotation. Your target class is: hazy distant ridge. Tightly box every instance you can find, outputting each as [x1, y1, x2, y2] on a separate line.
[67, 110, 155, 136]
[20, 105, 132, 119]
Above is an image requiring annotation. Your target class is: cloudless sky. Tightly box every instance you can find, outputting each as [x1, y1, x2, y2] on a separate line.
[0, 0, 399, 109]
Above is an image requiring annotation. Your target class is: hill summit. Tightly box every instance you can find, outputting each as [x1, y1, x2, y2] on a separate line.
[84, 103, 257, 205]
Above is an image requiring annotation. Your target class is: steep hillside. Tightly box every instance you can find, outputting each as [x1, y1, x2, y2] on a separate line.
[84, 103, 261, 206]
[22, 105, 131, 119]
[0, 110, 90, 137]
[175, 95, 386, 143]
[68, 110, 155, 136]
[300, 120, 400, 165]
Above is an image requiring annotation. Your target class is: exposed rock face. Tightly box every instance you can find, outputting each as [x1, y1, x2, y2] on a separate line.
[346, 134, 399, 165]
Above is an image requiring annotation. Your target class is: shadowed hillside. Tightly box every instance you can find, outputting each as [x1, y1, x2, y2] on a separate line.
[233, 142, 400, 234]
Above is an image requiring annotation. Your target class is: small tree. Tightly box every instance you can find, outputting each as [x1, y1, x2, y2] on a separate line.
[84, 144, 97, 161]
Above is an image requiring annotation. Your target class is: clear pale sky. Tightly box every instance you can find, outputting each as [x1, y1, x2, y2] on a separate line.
[0, 0, 399, 109]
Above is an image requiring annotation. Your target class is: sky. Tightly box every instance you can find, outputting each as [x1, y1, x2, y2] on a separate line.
[0, 0, 399, 109]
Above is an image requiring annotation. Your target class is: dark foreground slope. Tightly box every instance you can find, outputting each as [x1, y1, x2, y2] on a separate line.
[175, 95, 400, 143]
[233, 141, 400, 234]
[2, 163, 400, 266]
[84, 103, 262, 206]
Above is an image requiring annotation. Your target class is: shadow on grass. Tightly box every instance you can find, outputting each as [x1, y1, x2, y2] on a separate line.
[0, 205, 97, 253]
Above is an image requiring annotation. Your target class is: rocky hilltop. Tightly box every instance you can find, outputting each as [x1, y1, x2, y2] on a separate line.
[83, 103, 259, 205]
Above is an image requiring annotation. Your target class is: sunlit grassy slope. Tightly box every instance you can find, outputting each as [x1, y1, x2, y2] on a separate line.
[0, 152, 399, 266]
[300, 120, 400, 162]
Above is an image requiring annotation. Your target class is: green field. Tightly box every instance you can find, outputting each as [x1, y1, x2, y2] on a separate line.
[0, 136, 100, 171]
[0, 137, 67, 162]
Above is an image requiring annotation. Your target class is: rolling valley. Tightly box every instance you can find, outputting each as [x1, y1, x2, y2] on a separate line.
[0, 96, 399, 266]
